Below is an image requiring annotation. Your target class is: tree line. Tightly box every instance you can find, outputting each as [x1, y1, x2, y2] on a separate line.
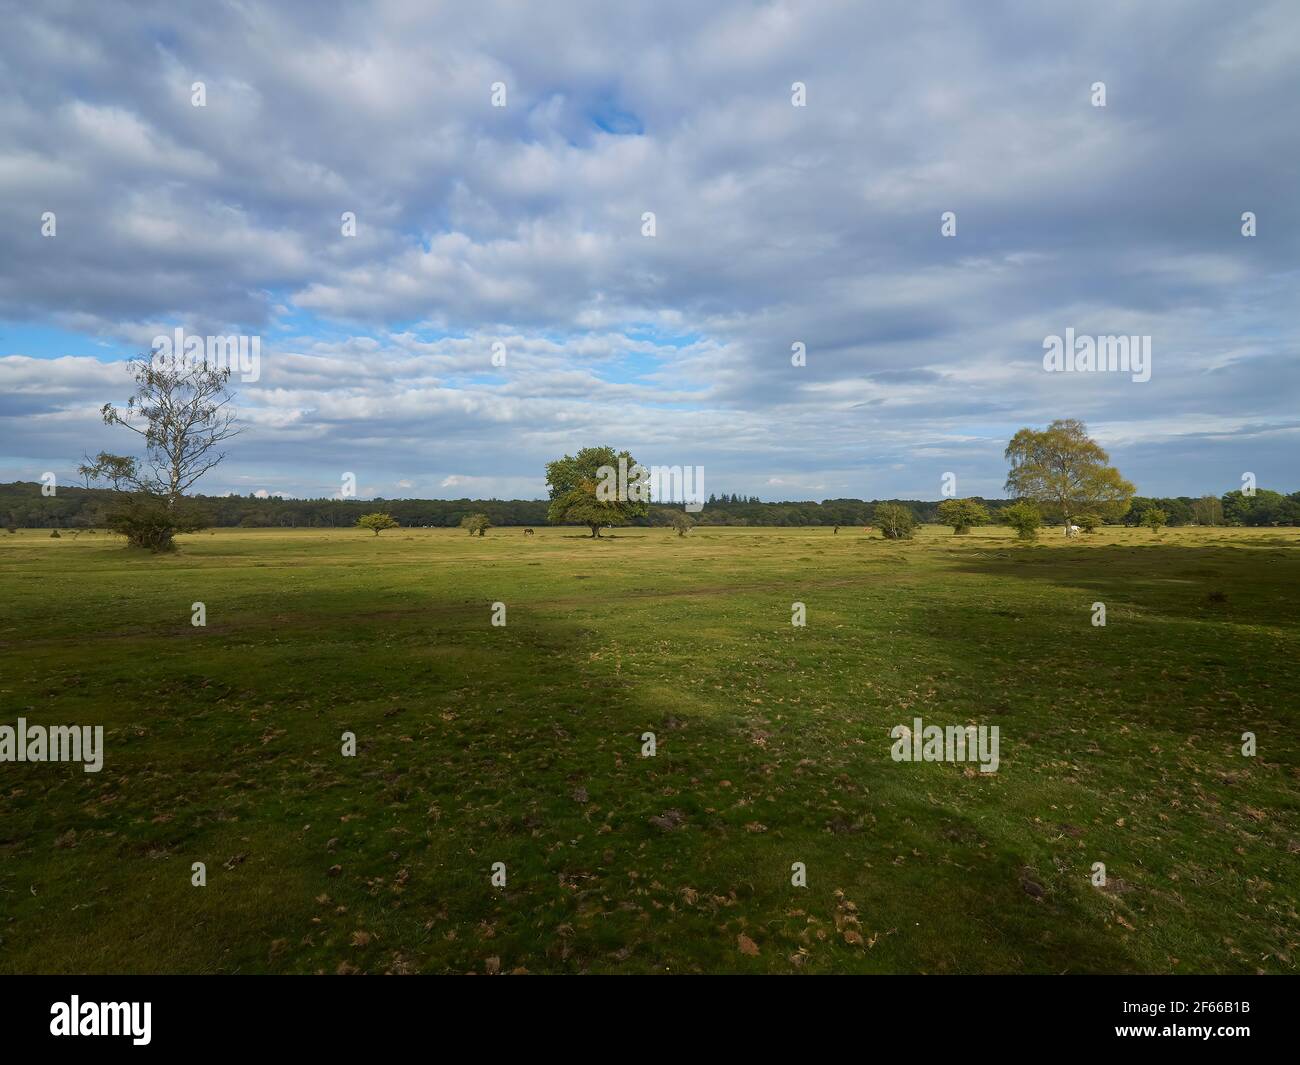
[5, 482, 1297, 533]
[13, 356, 1298, 547]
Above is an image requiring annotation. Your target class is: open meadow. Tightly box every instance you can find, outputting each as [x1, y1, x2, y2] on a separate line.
[1, 524, 1296, 974]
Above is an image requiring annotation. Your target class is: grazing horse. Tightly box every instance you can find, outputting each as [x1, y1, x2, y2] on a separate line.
[524, 528, 534, 536]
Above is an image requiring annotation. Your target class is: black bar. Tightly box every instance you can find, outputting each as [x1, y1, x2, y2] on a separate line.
[0, 975, 1289, 1051]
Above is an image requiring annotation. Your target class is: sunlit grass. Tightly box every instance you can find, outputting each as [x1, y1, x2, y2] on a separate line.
[0, 524, 1296, 973]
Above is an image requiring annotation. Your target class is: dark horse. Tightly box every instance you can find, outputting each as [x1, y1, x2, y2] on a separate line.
[524, 528, 534, 536]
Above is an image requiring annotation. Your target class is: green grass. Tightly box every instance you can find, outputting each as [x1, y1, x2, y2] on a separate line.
[1, 523, 1296, 974]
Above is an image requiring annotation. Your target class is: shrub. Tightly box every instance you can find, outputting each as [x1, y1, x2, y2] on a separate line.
[104, 496, 209, 552]
[1141, 508, 1167, 533]
[668, 512, 695, 537]
[936, 498, 990, 535]
[356, 513, 400, 536]
[49, 529, 61, 538]
[1003, 501, 1042, 540]
[1076, 512, 1101, 533]
[874, 503, 916, 540]
[460, 513, 492, 536]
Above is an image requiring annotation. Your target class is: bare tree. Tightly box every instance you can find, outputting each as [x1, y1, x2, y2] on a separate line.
[88, 352, 241, 506]
[79, 352, 241, 551]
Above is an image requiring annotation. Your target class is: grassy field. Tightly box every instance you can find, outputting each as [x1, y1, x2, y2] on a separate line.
[1, 523, 1296, 974]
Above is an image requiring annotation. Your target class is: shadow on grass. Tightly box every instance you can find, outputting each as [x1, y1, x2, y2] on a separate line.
[3, 553, 1270, 974]
[946, 542, 1300, 630]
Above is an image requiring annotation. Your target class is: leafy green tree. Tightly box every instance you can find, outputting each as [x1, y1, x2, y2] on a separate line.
[1142, 508, 1167, 533]
[1003, 500, 1042, 540]
[357, 512, 399, 536]
[1004, 419, 1134, 536]
[1193, 495, 1223, 526]
[1125, 496, 1191, 527]
[1161, 498, 1194, 526]
[545, 446, 649, 537]
[1075, 512, 1101, 533]
[668, 512, 695, 536]
[460, 513, 491, 536]
[935, 497, 990, 535]
[874, 502, 915, 540]
[1221, 488, 1288, 526]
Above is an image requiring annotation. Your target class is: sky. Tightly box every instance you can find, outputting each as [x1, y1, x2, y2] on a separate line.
[0, 0, 1296, 502]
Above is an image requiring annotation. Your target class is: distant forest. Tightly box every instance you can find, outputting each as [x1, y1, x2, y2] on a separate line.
[4, 481, 1298, 530]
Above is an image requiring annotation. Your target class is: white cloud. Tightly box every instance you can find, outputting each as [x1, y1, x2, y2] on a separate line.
[0, 0, 1296, 498]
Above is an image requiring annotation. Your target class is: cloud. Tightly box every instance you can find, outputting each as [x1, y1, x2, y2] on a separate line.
[0, 0, 1296, 498]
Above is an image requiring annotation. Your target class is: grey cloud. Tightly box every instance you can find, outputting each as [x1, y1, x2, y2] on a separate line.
[0, 0, 1296, 498]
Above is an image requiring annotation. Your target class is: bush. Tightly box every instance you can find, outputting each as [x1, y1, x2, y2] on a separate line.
[1142, 508, 1167, 533]
[1076, 512, 1101, 533]
[104, 495, 210, 552]
[936, 498, 990, 535]
[460, 513, 492, 536]
[1003, 501, 1042, 540]
[49, 529, 61, 538]
[356, 513, 400, 536]
[874, 503, 916, 540]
